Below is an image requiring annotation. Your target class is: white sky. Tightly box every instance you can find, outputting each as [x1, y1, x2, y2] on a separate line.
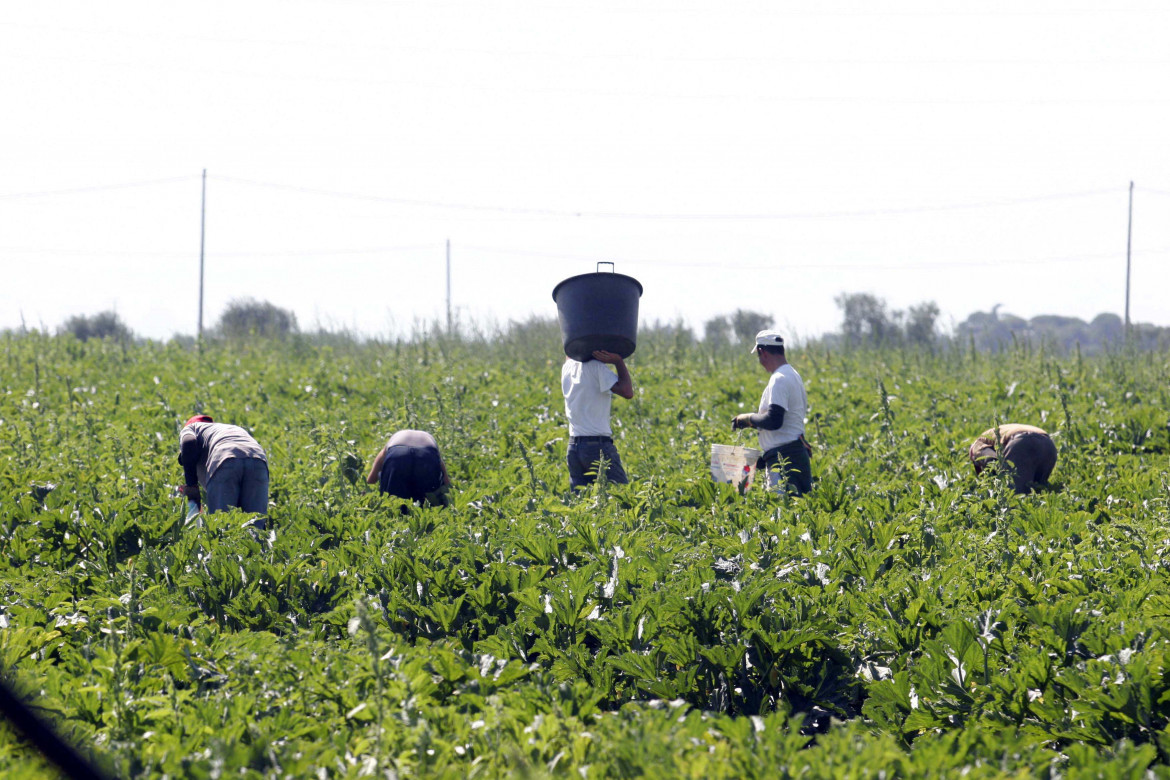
[2, 0, 1168, 341]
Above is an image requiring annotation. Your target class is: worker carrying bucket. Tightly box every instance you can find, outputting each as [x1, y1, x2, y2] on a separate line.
[553, 263, 642, 489]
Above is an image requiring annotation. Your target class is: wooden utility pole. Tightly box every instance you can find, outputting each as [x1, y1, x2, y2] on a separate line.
[1124, 181, 1133, 330]
[198, 169, 207, 340]
[446, 239, 452, 335]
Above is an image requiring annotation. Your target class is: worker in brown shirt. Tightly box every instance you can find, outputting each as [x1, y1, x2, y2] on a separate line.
[968, 423, 1057, 493]
[178, 414, 269, 514]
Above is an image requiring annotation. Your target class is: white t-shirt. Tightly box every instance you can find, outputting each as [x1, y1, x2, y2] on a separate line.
[757, 363, 807, 452]
[561, 359, 619, 437]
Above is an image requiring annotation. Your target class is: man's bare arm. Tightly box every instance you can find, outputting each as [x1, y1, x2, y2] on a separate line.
[593, 350, 634, 399]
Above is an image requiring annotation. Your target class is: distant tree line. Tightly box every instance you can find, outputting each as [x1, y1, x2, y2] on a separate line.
[57, 311, 135, 343]
[824, 293, 1170, 353]
[214, 298, 298, 339]
[828, 293, 941, 347]
[25, 295, 1170, 354]
[51, 298, 300, 344]
[955, 306, 1170, 353]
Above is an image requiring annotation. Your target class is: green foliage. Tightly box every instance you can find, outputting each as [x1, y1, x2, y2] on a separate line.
[2, 328, 1170, 777]
[57, 310, 134, 343]
[703, 309, 772, 347]
[214, 298, 298, 340]
[958, 307, 1170, 353]
[833, 292, 940, 347]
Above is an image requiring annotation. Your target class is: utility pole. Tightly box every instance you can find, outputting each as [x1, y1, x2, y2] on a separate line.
[198, 168, 207, 341]
[1124, 181, 1133, 331]
[446, 239, 452, 336]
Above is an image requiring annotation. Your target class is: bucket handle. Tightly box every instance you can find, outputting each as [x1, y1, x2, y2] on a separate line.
[596, 261, 615, 274]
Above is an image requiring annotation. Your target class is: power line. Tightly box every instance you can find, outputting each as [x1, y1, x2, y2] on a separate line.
[0, 244, 438, 258]
[459, 243, 1170, 272]
[7, 244, 1164, 273]
[0, 175, 199, 200]
[7, 242, 1164, 269]
[3, 4, 1165, 27]
[5, 47, 1166, 107]
[7, 21, 1167, 67]
[212, 175, 1121, 221]
[0, 171, 1135, 219]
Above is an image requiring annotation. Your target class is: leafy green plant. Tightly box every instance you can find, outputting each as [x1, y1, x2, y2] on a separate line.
[2, 331, 1170, 777]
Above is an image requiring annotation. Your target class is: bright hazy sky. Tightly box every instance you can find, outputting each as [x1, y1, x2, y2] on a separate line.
[3, 1, 1168, 342]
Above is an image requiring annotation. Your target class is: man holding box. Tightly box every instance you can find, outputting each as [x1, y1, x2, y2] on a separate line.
[732, 330, 812, 496]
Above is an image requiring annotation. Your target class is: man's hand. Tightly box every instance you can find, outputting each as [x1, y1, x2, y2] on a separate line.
[732, 414, 755, 430]
[592, 350, 622, 365]
[593, 350, 635, 399]
[180, 484, 201, 502]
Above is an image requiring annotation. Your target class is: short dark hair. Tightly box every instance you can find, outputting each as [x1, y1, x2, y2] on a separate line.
[759, 344, 785, 357]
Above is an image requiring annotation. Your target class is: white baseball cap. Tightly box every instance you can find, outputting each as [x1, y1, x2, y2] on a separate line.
[750, 330, 784, 353]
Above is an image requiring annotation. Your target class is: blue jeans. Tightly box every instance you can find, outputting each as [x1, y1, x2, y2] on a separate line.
[567, 438, 628, 489]
[379, 445, 446, 504]
[761, 439, 812, 496]
[205, 458, 269, 515]
[1001, 431, 1058, 493]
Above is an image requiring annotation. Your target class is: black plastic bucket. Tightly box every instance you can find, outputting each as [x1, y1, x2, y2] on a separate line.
[552, 262, 643, 361]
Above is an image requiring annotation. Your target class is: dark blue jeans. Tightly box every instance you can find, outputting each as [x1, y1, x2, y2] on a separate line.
[205, 458, 269, 515]
[761, 439, 812, 496]
[567, 438, 628, 489]
[1002, 431, 1058, 493]
[379, 445, 446, 504]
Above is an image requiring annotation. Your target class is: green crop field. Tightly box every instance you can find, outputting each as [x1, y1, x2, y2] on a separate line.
[2, 327, 1169, 778]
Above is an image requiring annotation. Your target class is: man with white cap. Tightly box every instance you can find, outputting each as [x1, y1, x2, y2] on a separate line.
[731, 330, 812, 495]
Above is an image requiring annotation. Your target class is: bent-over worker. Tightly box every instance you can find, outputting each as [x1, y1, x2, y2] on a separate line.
[969, 423, 1056, 493]
[178, 415, 269, 515]
[366, 429, 451, 507]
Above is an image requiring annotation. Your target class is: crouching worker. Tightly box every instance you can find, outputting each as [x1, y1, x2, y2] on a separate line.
[732, 330, 812, 496]
[366, 429, 452, 509]
[178, 415, 270, 518]
[969, 423, 1057, 494]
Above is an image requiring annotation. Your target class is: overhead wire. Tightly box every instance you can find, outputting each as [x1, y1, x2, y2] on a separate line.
[0, 174, 1154, 275]
[5, 20, 1167, 66]
[212, 175, 1122, 221]
[0, 175, 199, 200]
[6, 243, 1165, 271]
[0, 172, 1137, 219]
[3, 46, 1165, 105]
[456, 243, 1170, 272]
[0, 244, 438, 259]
